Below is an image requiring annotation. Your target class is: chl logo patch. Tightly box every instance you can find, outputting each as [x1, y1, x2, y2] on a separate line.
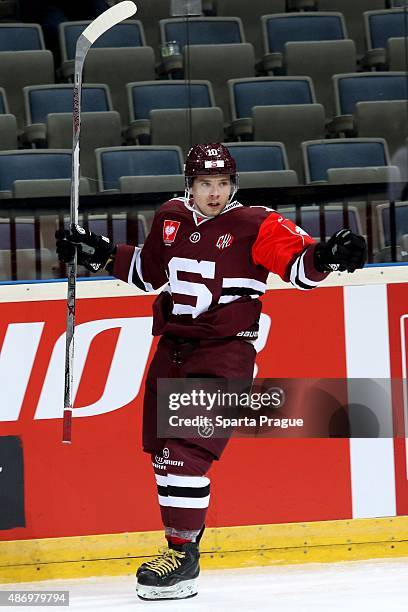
[216, 233, 234, 250]
[163, 220, 180, 245]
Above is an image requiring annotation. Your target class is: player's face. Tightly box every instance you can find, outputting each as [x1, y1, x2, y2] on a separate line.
[191, 175, 232, 217]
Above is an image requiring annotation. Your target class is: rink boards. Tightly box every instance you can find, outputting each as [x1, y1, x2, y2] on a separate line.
[0, 266, 408, 581]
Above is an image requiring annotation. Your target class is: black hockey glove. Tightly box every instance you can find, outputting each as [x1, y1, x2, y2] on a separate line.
[314, 229, 367, 273]
[55, 225, 116, 273]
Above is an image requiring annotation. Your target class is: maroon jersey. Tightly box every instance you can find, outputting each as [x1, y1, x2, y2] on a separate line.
[113, 199, 328, 339]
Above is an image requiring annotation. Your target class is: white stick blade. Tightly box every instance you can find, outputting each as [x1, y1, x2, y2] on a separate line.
[82, 1, 137, 44]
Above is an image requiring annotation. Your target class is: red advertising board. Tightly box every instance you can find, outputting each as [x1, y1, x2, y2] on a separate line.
[0, 278, 406, 541]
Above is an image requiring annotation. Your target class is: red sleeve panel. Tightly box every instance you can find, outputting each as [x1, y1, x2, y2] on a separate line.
[251, 212, 329, 288]
[252, 212, 315, 280]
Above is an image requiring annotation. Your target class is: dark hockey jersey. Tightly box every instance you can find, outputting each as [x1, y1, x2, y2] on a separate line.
[113, 199, 328, 338]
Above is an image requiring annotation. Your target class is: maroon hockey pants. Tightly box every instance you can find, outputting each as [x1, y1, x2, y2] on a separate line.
[143, 335, 256, 532]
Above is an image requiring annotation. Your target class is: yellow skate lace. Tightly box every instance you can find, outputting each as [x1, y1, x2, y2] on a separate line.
[143, 547, 186, 577]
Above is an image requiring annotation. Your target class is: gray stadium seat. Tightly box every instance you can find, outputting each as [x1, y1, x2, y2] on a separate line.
[387, 37, 408, 71]
[318, 0, 386, 57]
[0, 150, 72, 197]
[364, 8, 406, 68]
[0, 50, 54, 130]
[253, 105, 326, 182]
[332, 72, 408, 134]
[0, 115, 18, 150]
[327, 166, 400, 184]
[58, 19, 146, 80]
[225, 142, 298, 188]
[127, 80, 215, 143]
[46, 111, 122, 191]
[119, 175, 185, 194]
[150, 107, 224, 156]
[83, 47, 156, 128]
[214, 0, 286, 60]
[184, 43, 255, 123]
[284, 39, 357, 120]
[130, 0, 173, 58]
[12, 177, 91, 198]
[229, 76, 317, 139]
[96, 145, 184, 192]
[278, 204, 363, 241]
[301, 137, 391, 183]
[355, 100, 408, 158]
[262, 12, 347, 73]
[160, 16, 245, 50]
[23, 83, 113, 145]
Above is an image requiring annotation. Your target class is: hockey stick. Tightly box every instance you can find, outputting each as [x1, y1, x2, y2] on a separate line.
[62, 1, 137, 444]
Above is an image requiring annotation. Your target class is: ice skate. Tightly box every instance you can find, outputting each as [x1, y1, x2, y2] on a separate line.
[136, 541, 200, 600]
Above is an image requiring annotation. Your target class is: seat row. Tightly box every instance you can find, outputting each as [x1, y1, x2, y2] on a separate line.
[1, 7, 406, 63]
[0, 139, 400, 198]
[0, 71, 406, 182]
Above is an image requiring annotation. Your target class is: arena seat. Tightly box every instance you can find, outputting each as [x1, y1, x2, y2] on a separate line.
[214, 0, 285, 59]
[83, 47, 155, 128]
[58, 19, 146, 80]
[284, 39, 357, 119]
[23, 83, 113, 145]
[0, 23, 45, 51]
[127, 80, 215, 143]
[302, 137, 391, 183]
[225, 141, 298, 188]
[318, 0, 385, 57]
[46, 111, 122, 191]
[229, 76, 316, 139]
[95, 145, 184, 192]
[0, 150, 72, 196]
[183, 43, 255, 124]
[332, 72, 408, 134]
[0, 50, 54, 130]
[261, 12, 347, 73]
[364, 8, 407, 68]
[150, 107, 225, 156]
[253, 105, 326, 182]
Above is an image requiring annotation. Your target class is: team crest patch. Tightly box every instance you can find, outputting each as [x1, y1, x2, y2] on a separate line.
[216, 233, 234, 250]
[163, 220, 180, 245]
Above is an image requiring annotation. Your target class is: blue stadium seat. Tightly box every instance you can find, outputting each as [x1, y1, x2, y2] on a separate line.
[127, 80, 215, 142]
[24, 84, 112, 126]
[229, 76, 315, 138]
[96, 146, 184, 191]
[0, 23, 45, 51]
[262, 12, 347, 71]
[159, 17, 245, 50]
[59, 20, 145, 62]
[226, 142, 288, 171]
[364, 8, 407, 67]
[332, 72, 408, 133]
[302, 138, 390, 183]
[225, 142, 298, 187]
[0, 150, 71, 194]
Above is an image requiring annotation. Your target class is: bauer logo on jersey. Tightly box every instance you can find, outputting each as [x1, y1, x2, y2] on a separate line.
[216, 233, 234, 250]
[163, 220, 181, 245]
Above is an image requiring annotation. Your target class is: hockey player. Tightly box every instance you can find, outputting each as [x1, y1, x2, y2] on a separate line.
[56, 143, 367, 601]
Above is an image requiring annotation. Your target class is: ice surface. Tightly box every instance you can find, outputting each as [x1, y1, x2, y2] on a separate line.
[1, 558, 408, 611]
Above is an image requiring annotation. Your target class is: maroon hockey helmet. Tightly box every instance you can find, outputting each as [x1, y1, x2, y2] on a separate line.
[184, 143, 237, 178]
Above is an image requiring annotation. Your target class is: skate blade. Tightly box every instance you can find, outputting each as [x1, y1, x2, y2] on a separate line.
[136, 578, 198, 601]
